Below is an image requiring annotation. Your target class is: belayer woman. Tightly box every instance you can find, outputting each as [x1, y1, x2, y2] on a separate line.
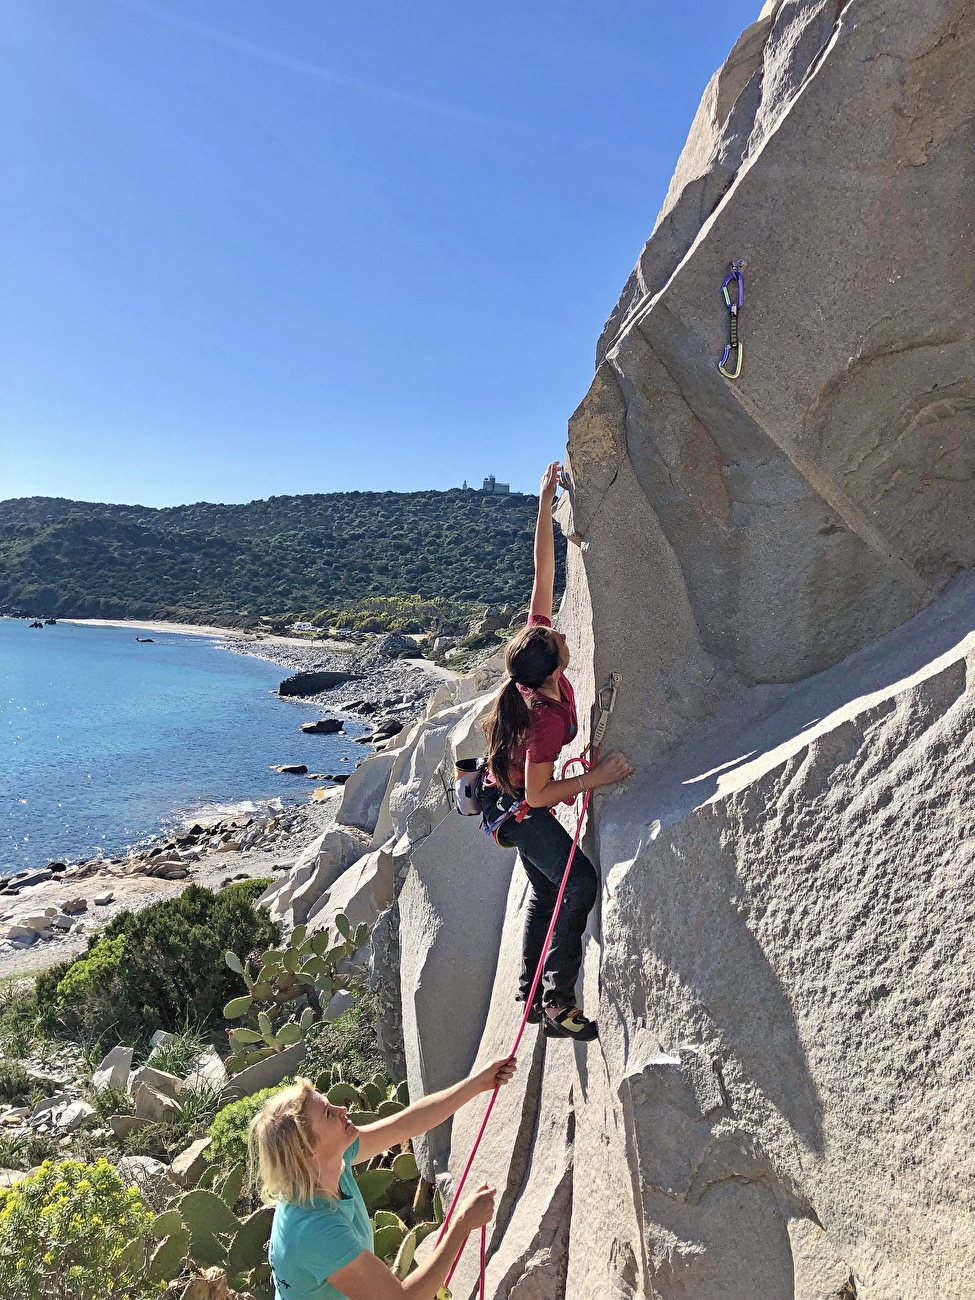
[481, 460, 632, 1041]
[254, 1057, 516, 1299]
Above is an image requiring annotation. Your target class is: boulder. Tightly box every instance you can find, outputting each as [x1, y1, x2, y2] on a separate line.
[31, 1093, 70, 1121]
[92, 1045, 133, 1093]
[51, 1100, 96, 1133]
[388, 3, 975, 1292]
[278, 670, 353, 697]
[258, 829, 365, 926]
[109, 1113, 150, 1139]
[115, 1155, 178, 1195]
[335, 752, 398, 834]
[170, 1136, 213, 1186]
[149, 1029, 175, 1051]
[183, 1047, 228, 1093]
[305, 843, 397, 935]
[2, 924, 37, 941]
[400, 813, 516, 1180]
[134, 1084, 180, 1123]
[92, 892, 113, 906]
[270, 764, 308, 775]
[289, 831, 366, 927]
[220, 1041, 307, 1105]
[372, 718, 404, 740]
[322, 989, 356, 1022]
[129, 1066, 182, 1100]
[4, 868, 52, 890]
[47, 913, 74, 930]
[300, 718, 344, 734]
[19, 915, 54, 931]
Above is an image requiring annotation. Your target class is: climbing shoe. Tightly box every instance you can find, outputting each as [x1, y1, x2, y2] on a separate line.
[542, 1006, 598, 1041]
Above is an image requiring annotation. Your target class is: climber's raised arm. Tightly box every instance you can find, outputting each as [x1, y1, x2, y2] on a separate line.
[351, 1055, 516, 1163]
[528, 460, 561, 623]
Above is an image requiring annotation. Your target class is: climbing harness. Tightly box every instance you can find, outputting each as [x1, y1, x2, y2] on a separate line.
[717, 259, 746, 379]
[433, 674, 622, 1297]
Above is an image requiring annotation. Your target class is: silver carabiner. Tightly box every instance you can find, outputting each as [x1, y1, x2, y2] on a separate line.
[592, 672, 622, 750]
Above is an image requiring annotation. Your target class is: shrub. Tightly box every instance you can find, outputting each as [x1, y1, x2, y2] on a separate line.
[302, 990, 387, 1087]
[119, 1084, 222, 1164]
[49, 937, 130, 1041]
[0, 985, 46, 1057]
[0, 1132, 28, 1169]
[0, 1158, 160, 1300]
[37, 883, 279, 1042]
[139, 1020, 210, 1077]
[91, 1085, 134, 1123]
[0, 1059, 30, 1104]
[208, 1085, 289, 1170]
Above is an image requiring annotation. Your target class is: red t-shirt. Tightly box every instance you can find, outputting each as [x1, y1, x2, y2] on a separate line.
[505, 615, 578, 791]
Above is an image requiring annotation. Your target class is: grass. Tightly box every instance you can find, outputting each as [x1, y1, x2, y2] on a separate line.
[0, 1060, 30, 1105]
[0, 985, 45, 1058]
[303, 990, 388, 1087]
[90, 1085, 134, 1123]
[141, 1019, 212, 1077]
[0, 1131, 28, 1169]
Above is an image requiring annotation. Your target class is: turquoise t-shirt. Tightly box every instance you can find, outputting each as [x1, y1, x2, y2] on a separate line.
[269, 1138, 373, 1300]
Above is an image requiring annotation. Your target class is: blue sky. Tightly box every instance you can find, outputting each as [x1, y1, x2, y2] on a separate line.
[1, 0, 758, 506]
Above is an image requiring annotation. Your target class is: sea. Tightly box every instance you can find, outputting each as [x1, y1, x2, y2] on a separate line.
[0, 619, 367, 877]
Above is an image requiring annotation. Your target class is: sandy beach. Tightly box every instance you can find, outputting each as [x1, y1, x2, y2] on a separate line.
[60, 617, 456, 678]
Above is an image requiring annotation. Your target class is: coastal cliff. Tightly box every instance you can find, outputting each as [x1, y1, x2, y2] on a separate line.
[265, 2, 975, 1295]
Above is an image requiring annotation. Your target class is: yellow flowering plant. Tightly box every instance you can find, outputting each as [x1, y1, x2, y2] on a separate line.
[0, 1158, 162, 1299]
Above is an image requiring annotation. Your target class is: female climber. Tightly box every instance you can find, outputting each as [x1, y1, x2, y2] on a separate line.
[481, 460, 632, 1041]
[254, 1056, 517, 1300]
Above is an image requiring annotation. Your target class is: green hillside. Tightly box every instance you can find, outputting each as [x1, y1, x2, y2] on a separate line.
[0, 490, 565, 630]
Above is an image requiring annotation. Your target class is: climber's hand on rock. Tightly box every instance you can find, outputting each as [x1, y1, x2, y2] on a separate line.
[539, 461, 561, 503]
[459, 1183, 496, 1231]
[592, 751, 632, 787]
[472, 1055, 517, 1092]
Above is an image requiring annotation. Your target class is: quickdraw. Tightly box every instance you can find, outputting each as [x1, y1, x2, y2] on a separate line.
[591, 672, 621, 754]
[436, 673, 622, 1297]
[717, 259, 746, 379]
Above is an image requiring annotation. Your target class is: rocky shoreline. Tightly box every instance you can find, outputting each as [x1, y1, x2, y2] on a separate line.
[1, 632, 453, 979]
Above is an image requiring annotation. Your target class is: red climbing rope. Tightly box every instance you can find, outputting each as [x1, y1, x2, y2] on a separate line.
[434, 753, 596, 1296]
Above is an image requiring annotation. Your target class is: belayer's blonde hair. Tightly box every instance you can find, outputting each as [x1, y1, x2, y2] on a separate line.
[249, 1077, 332, 1205]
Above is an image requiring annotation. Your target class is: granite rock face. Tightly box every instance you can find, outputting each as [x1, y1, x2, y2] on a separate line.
[566, 0, 975, 777]
[384, 4, 975, 1297]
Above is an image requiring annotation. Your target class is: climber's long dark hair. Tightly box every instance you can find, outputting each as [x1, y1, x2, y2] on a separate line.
[483, 624, 562, 795]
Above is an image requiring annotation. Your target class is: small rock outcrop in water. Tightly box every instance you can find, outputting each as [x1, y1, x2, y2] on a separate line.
[299, 718, 344, 734]
[277, 669, 353, 696]
[247, 5, 975, 1297]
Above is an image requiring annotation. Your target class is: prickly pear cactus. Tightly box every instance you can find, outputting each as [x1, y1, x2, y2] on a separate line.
[223, 914, 371, 1074]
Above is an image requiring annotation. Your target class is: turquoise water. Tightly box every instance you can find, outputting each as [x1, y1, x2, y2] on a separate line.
[1, 620, 365, 875]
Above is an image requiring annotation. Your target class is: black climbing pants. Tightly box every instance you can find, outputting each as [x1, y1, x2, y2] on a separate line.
[486, 795, 598, 1008]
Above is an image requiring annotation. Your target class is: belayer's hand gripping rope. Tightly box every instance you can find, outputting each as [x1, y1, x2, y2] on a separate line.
[718, 259, 746, 379]
[432, 674, 622, 1299]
